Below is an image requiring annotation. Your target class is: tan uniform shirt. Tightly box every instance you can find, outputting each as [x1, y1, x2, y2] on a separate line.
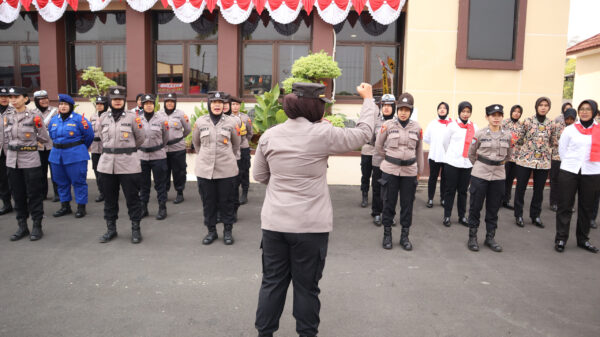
[515, 116, 556, 170]
[361, 144, 375, 156]
[3, 108, 49, 168]
[253, 98, 376, 233]
[469, 127, 513, 181]
[192, 114, 241, 179]
[160, 109, 191, 153]
[36, 106, 57, 151]
[89, 113, 104, 154]
[97, 110, 146, 174]
[371, 114, 385, 167]
[138, 113, 169, 161]
[551, 114, 566, 161]
[233, 112, 253, 149]
[501, 118, 521, 162]
[375, 119, 424, 177]
[0, 107, 14, 155]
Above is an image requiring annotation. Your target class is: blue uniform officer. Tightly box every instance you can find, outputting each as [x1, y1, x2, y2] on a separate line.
[48, 94, 95, 218]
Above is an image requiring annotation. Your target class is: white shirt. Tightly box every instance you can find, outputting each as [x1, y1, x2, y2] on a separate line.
[559, 122, 600, 175]
[424, 117, 452, 163]
[442, 120, 478, 169]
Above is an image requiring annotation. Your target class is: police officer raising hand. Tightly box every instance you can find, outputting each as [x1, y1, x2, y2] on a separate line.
[357, 83, 374, 99]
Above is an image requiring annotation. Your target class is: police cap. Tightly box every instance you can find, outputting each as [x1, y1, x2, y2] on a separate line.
[292, 83, 332, 103]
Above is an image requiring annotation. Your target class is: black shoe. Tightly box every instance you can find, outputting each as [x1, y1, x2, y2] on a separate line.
[10, 221, 29, 241]
[458, 217, 469, 227]
[75, 204, 86, 218]
[203, 231, 218, 245]
[532, 217, 544, 228]
[441, 199, 445, 207]
[141, 203, 149, 218]
[131, 221, 142, 244]
[0, 203, 13, 215]
[555, 240, 565, 252]
[52, 195, 60, 202]
[577, 241, 599, 253]
[95, 194, 104, 202]
[30, 220, 43, 241]
[515, 217, 524, 227]
[360, 192, 368, 208]
[173, 192, 184, 204]
[502, 201, 514, 210]
[484, 231, 502, 252]
[550, 204, 558, 212]
[53, 202, 72, 217]
[468, 228, 479, 251]
[223, 225, 234, 245]
[373, 214, 382, 226]
[591, 220, 597, 229]
[239, 190, 248, 205]
[99, 220, 118, 243]
[399, 228, 412, 251]
[442, 217, 451, 227]
[156, 203, 167, 220]
[426, 200, 433, 208]
[382, 227, 392, 250]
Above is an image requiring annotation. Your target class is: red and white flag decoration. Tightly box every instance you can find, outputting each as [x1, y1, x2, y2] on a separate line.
[87, 0, 112, 11]
[127, 0, 158, 12]
[316, 0, 351, 25]
[367, 0, 405, 25]
[219, 0, 253, 25]
[0, 0, 20, 23]
[33, 0, 70, 22]
[264, 0, 302, 24]
[168, 0, 206, 23]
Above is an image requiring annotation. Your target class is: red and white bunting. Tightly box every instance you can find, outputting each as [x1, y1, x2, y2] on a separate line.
[0, 0, 21, 23]
[87, 0, 111, 11]
[33, 0, 69, 22]
[127, 0, 158, 12]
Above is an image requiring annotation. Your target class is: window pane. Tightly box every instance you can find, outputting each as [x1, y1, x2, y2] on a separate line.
[20, 45, 40, 91]
[335, 12, 396, 42]
[0, 15, 38, 42]
[189, 44, 217, 94]
[242, 11, 310, 41]
[370, 46, 398, 96]
[156, 45, 184, 95]
[73, 45, 97, 93]
[278, 44, 309, 86]
[467, 0, 517, 61]
[156, 11, 218, 41]
[0, 46, 14, 86]
[102, 45, 126, 87]
[335, 46, 364, 96]
[72, 12, 126, 41]
[243, 44, 272, 96]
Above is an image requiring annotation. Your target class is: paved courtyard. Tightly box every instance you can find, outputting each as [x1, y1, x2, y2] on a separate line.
[0, 182, 598, 337]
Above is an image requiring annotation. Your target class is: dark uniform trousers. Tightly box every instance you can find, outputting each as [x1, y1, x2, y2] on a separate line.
[166, 150, 187, 193]
[39, 149, 58, 198]
[549, 159, 561, 207]
[91, 153, 103, 195]
[7, 166, 44, 221]
[360, 154, 373, 193]
[443, 164, 471, 218]
[140, 159, 168, 204]
[555, 170, 600, 244]
[468, 177, 504, 232]
[197, 176, 236, 227]
[371, 166, 383, 217]
[255, 229, 328, 337]
[503, 161, 517, 204]
[593, 192, 600, 222]
[381, 172, 417, 227]
[0, 152, 11, 205]
[427, 159, 446, 202]
[102, 173, 142, 222]
[237, 147, 251, 193]
[513, 165, 549, 219]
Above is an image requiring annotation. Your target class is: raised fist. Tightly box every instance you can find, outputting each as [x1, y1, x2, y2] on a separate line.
[356, 83, 373, 99]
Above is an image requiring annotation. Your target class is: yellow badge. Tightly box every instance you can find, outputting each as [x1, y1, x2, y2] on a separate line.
[25, 132, 31, 138]
[123, 132, 129, 138]
[69, 131, 74, 136]
[174, 122, 178, 127]
[534, 152, 542, 158]
[223, 138, 228, 144]
[538, 125, 546, 131]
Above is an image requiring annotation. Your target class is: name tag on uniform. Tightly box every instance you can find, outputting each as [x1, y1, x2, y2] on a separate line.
[67, 123, 76, 127]
[389, 129, 399, 134]
[122, 123, 131, 127]
[52, 124, 57, 127]
[199, 127, 209, 132]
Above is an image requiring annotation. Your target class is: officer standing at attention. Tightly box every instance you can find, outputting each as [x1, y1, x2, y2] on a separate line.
[376, 93, 423, 250]
[222, 93, 244, 221]
[161, 93, 191, 204]
[371, 94, 396, 226]
[33, 90, 59, 201]
[97, 86, 146, 244]
[49, 94, 95, 218]
[138, 94, 169, 220]
[466, 105, 513, 252]
[360, 127, 375, 208]
[230, 96, 253, 205]
[90, 96, 108, 202]
[423, 101, 452, 208]
[4, 86, 49, 241]
[192, 91, 240, 245]
[0, 87, 14, 215]
[501, 105, 523, 210]
[131, 93, 144, 114]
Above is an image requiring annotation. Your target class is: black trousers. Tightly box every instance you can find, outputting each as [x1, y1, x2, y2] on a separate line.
[593, 192, 600, 221]
[7, 166, 44, 221]
[549, 160, 561, 207]
[443, 164, 471, 218]
[140, 159, 168, 204]
[102, 173, 142, 222]
[197, 176, 236, 227]
[468, 177, 504, 232]
[514, 165, 549, 219]
[427, 159, 446, 202]
[555, 170, 600, 244]
[166, 150, 187, 193]
[39, 149, 58, 198]
[255, 229, 328, 337]
[0, 151, 11, 205]
[381, 172, 417, 228]
[503, 161, 517, 203]
[371, 166, 383, 217]
[360, 155, 373, 193]
[237, 147, 251, 193]
[91, 153, 103, 195]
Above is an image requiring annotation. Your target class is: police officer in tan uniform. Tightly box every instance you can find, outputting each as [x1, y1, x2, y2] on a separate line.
[230, 96, 253, 205]
[192, 91, 241, 245]
[3, 86, 50, 241]
[0, 86, 14, 215]
[376, 93, 424, 251]
[33, 90, 59, 201]
[160, 93, 191, 204]
[90, 96, 108, 202]
[97, 86, 146, 244]
[138, 94, 169, 220]
[371, 94, 396, 226]
[467, 105, 513, 252]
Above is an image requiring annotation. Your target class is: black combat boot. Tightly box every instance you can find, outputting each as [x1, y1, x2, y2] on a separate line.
[10, 219, 29, 241]
[442, 217, 451, 227]
[468, 227, 479, 251]
[484, 229, 502, 252]
[95, 193, 105, 202]
[361, 191, 368, 208]
[240, 190, 248, 205]
[223, 224, 234, 245]
[532, 217, 544, 228]
[75, 204, 86, 218]
[373, 214, 382, 226]
[399, 227, 412, 251]
[426, 200, 433, 208]
[53, 202, 72, 217]
[382, 226, 392, 250]
[203, 226, 218, 245]
[0, 199, 13, 215]
[141, 202, 149, 218]
[131, 221, 142, 244]
[515, 217, 524, 227]
[173, 191, 184, 204]
[30, 219, 43, 241]
[156, 202, 167, 220]
[99, 220, 118, 243]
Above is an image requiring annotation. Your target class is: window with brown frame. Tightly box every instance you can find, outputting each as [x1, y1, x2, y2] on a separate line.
[153, 11, 218, 96]
[241, 11, 312, 97]
[0, 15, 40, 91]
[456, 0, 527, 70]
[334, 12, 404, 99]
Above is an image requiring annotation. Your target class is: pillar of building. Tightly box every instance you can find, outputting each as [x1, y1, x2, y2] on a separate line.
[126, 6, 153, 106]
[38, 17, 67, 104]
[217, 15, 240, 96]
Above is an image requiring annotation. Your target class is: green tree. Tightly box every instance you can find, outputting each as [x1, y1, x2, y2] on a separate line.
[282, 51, 341, 94]
[78, 66, 117, 102]
[563, 58, 576, 99]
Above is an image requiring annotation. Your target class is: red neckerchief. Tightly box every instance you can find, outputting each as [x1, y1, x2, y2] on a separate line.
[457, 120, 474, 158]
[574, 122, 600, 162]
[438, 117, 452, 125]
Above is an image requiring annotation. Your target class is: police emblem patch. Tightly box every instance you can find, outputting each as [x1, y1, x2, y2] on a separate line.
[123, 132, 129, 138]
[69, 131, 74, 136]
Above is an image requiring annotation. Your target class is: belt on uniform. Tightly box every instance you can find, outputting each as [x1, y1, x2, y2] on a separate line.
[93, 137, 101, 141]
[139, 144, 164, 153]
[8, 145, 38, 152]
[477, 156, 504, 166]
[167, 136, 184, 145]
[384, 155, 417, 166]
[53, 140, 83, 149]
[102, 147, 137, 154]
